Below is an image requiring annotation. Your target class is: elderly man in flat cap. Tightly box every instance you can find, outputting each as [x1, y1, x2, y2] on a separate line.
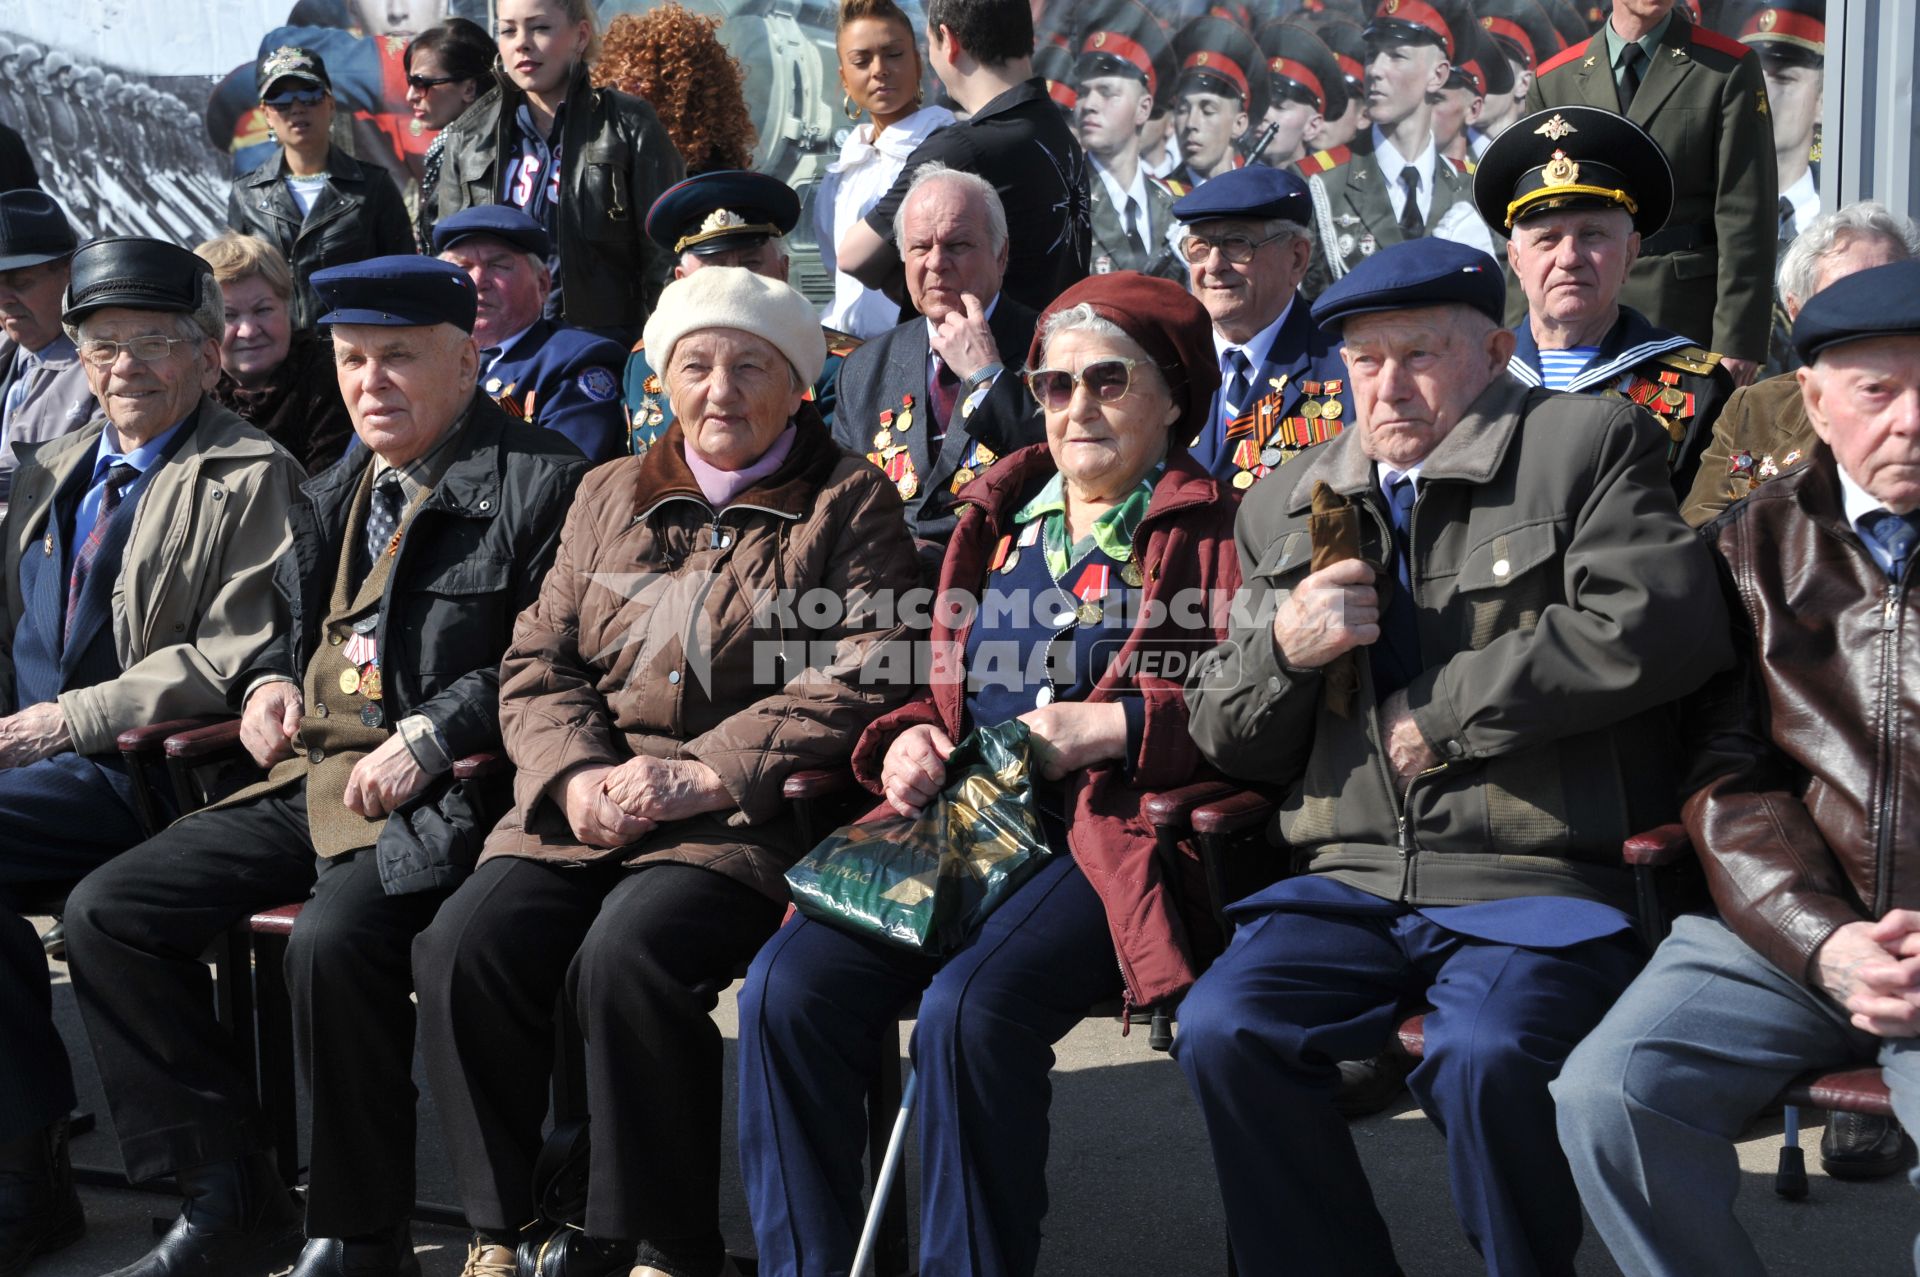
[0, 235, 303, 1277]
[0, 190, 92, 515]
[1178, 237, 1730, 1276]
[65, 255, 588, 1277]
[1554, 258, 1920, 1277]
[434, 205, 628, 463]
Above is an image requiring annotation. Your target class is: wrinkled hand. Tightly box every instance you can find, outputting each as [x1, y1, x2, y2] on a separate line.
[1273, 559, 1380, 669]
[601, 754, 731, 826]
[1871, 910, 1920, 959]
[0, 701, 70, 768]
[560, 764, 654, 849]
[881, 724, 955, 817]
[240, 681, 304, 769]
[342, 734, 431, 821]
[1721, 356, 1759, 389]
[1019, 701, 1128, 781]
[1379, 689, 1439, 789]
[1814, 919, 1920, 1038]
[929, 292, 1000, 383]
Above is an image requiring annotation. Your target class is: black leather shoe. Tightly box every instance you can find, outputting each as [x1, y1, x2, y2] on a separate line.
[0, 1117, 84, 1277]
[290, 1225, 422, 1277]
[1820, 1111, 1910, 1180]
[1333, 1051, 1415, 1117]
[102, 1154, 301, 1277]
[516, 1230, 634, 1277]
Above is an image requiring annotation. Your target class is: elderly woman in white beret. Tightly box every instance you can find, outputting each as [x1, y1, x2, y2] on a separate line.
[413, 268, 921, 1277]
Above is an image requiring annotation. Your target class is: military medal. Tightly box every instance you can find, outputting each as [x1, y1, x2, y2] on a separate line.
[895, 394, 915, 433]
[1302, 400, 1323, 420]
[1322, 401, 1343, 421]
[1232, 470, 1256, 490]
[1071, 563, 1110, 625]
[338, 667, 361, 695]
[1260, 446, 1284, 468]
[360, 664, 383, 701]
[360, 704, 385, 729]
[874, 428, 893, 451]
[1121, 560, 1144, 588]
[953, 467, 976, 489]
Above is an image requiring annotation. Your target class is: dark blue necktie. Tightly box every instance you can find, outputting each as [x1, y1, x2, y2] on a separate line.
[1860, 508, 1920, 580]
[1371, 475, 1423, 698]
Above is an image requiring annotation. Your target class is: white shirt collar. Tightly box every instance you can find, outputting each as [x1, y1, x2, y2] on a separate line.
[1211, 297, 1296, 375]
[1836, 460, 1890, 533]
[1784, 168, 1821, 237]
[482, 321, 538, 369]
[1378, 460, 1424, 499]
[1371, 125, 1436, 216]
[1090, 154, 1152, 230]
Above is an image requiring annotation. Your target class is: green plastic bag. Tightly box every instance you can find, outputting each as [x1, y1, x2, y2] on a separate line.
[786, 719, 1054, 955]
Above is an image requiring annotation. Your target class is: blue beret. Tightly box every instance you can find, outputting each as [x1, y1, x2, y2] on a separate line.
[1791, 260, 1920, 364]
[1310, 238, 1506, 332]
[645, 170, 801, 257]
[1171, 164, 1312, 228]
[311, 255, 478, 333]
[432, 205, 552, 260]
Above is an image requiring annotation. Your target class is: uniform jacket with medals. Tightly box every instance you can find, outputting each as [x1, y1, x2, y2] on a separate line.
[830, 296, 1045, 571]
[1507, 305, 1731, 500]
[1525, 15, 1776, 363]
[1088, 173, 1186, 282]
[1680, 373, 1813, 527]
[1305, 142, 1476, 281]
[240, 396, 587, 896]
[481, 318, 627, 463]
[624, 326, 861, 456]
[1189, 299, 1353, 491]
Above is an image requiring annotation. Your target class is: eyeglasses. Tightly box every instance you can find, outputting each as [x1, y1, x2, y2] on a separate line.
[1023, 357, 1142, 411]
[261, 88, 327, 108]
[406, 73, 460, 92]
[78, 335, 194, 367]
[1180, 231, 1288, 265]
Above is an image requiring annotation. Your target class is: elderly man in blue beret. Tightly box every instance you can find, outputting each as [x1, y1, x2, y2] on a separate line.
[1172, 165, 1352, 492]
[624, 170, 861, 455]
[1554, 259, 1920, 1277]
[0, 235, 303, 1277]
[1179, 237, 1731, 1276]
[434, 206, 628, 463]
[65, 256, 588, 1277]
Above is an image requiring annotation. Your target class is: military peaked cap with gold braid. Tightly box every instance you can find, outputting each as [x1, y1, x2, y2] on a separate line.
[1472, 105, 1674, 238]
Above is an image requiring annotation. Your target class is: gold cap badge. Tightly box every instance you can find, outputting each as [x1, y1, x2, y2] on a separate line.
[1533, 113, 1577, 140]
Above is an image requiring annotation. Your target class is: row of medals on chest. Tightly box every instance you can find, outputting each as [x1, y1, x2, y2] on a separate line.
[986, 518, 1142, 707]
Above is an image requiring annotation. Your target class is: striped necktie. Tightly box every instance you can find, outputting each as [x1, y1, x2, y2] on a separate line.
[66, 462, 138, 645]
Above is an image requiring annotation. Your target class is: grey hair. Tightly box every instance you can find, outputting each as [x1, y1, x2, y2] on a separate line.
[892, 162, 1010, 257]
[1778, 200, 1920, 307]
[65, 270, 223, 346]
[1032, 303, 1169, 393]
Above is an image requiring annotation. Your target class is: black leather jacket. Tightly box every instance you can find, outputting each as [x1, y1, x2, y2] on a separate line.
[226, 145, 414, 330]
[428, 65, 683, 339]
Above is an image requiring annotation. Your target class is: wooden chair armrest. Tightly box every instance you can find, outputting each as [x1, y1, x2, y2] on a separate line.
[117, 717, 229, 756]
[784, 767, 854, 801]
[164, 719, 246, 763]
[452, 752, 507, 782]
[1141, 781, 1242, 830]
[1624, 824, 1692, 868]
[1192, 790, 1277, 837]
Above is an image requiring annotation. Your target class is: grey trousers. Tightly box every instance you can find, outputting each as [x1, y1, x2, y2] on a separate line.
[1551, 913, 1920, 1277]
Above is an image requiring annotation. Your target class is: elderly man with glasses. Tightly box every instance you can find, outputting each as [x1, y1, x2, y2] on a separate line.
[0, 236, 302, 1276]
[1173, 166, 1352, 493]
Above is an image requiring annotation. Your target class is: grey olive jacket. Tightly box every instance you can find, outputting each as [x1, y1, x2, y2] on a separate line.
[1185, 375, 1732, 912]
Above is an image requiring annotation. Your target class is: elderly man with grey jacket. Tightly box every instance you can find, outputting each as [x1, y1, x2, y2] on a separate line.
[0, 190, 94, 514]
[1176, 239, 1732, 1277]
[0, 235, 302, 1277]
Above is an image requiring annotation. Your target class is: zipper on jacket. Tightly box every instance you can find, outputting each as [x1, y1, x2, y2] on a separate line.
[1874, 577, 1903, 917]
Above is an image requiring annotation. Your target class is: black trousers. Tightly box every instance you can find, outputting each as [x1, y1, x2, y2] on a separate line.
[413, 856, 785, 1255]
[63, 786, 445, 1236]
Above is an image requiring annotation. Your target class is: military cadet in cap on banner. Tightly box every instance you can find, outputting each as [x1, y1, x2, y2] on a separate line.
[1435, 22, 1516, 174]
[1474, 0, 1566, 138]
[1173, 167, 1352, 490]
[1525, 0, 1776, 385]
[1072, 0, 1186, 280]
[1252, 22, 1351, 172]
[1479, 105, 1732, 497]
[1295, 14, 1370, 162]
[624, 170, 861, 455]
[1303, 0, 1490, 285]
[1164, 16, 1268, 195]
[434, 206, 628, 464]
[1741, 0, 1826, 377]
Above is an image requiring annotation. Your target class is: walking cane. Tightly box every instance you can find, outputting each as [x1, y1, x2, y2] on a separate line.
[851, 1067, 918, 1277]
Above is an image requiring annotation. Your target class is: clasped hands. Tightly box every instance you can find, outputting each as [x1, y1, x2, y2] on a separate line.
[241, 679, 428, 821]
[1815, 911, 1920, 1039]
[878, 702, 1128, 819]
[1273, 559, 1437, 786]
[560, 755, 731, 849]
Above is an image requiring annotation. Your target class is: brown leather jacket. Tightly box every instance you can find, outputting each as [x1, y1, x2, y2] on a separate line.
[478, 405, 920, 900]
[1683, 448, 1917, 985]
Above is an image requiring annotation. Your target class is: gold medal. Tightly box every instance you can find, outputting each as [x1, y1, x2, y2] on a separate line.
[1662, 415, 1686, 442]
[360, 665, 383, 701]
[1121, 560, 1144, 587]
[338, 667, 361, 695]
[1321, 400, 1343, 420]
[898, 472, 919, 499]
[895, 407, 914, 433]
[1232, 469, 1256, 490]
[1661, 387, 1687, 410]
[873, 428, 893, 450]
[1075, 600, 1104, 626]
[1302, 400, 1323, 420]
[953, 466, 976, 488]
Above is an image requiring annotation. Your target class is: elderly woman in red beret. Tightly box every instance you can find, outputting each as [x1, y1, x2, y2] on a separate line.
[736, 271, 1243, 1277]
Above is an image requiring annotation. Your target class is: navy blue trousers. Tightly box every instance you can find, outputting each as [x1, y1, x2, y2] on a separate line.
[737, 853, 1121, 1277]
[0, 751, 146, 1144]
[1174, 897, 1644, 1277]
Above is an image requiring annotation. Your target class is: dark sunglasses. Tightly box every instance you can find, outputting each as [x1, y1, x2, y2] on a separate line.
[406, 73, 461, 92]
[1023, 357, 1142, 412]
[261, 87, 327, 108]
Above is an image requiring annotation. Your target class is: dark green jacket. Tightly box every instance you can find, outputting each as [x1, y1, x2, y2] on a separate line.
[1185, 375, 1731, 911]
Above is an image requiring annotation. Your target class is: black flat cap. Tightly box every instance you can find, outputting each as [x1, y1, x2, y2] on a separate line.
[0, 190, 79, 272]
[1473, 106, 1673, 238]
[62, 236, 212, 325]
[1791, 260, 1920, 364]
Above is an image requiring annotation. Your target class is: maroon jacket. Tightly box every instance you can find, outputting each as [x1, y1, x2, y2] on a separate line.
[850, 444, 1243, 1008]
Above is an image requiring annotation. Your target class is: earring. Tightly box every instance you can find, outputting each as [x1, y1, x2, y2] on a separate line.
[844, 92, 865, 121]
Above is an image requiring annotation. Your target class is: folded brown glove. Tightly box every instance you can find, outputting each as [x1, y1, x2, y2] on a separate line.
[1307, 480, 1362, 716]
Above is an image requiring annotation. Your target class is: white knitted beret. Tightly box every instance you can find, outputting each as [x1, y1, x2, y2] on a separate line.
[641, 266, 827, 387]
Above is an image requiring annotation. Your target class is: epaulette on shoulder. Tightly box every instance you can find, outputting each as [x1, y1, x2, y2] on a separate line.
[1536, 36, 1594, 76]
[1688, 23, 1750, 58]
[1655, 345, 1725, 375]
[1297, 145, 1352, 176]
[823, 327, 863, 357]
